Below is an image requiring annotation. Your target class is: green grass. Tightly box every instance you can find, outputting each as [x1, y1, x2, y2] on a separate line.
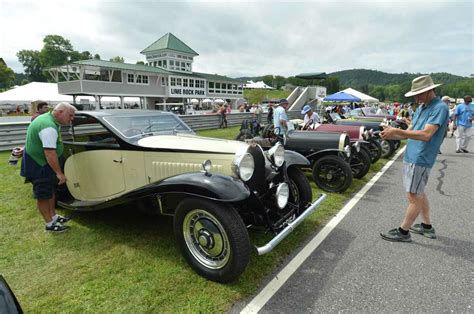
[243, 89, 290, 104]
[0, 132, 391, 312]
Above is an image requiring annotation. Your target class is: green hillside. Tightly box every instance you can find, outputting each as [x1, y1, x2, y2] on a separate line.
[329, 69, 467, 88]
[239, 69, 473, 102]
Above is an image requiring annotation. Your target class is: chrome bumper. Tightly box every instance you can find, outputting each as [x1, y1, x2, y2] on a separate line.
[255, 193, 327, 255]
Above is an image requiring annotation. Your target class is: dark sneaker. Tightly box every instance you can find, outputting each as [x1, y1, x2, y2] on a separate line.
[45, 222, 70, 233]
[380, 228, 411, 242]
[56, 215, 71, 224]
[456, 150, 462, 153]
[461, 149, 469, 153]
[409, 224, 436, 239]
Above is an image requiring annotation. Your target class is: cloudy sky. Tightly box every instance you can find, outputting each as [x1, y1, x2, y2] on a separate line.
[1, 0, 473, 78]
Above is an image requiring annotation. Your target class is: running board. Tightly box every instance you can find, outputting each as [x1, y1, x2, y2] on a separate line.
[255, 193, 327, 255]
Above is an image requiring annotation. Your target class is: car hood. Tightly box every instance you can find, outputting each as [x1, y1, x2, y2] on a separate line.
[137, 133, 248, 154]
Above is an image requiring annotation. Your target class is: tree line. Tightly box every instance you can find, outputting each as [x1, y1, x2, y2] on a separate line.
[0, 35, 128, 89]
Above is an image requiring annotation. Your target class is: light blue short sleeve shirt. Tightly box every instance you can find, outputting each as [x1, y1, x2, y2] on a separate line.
[404, 97, 449, 168]
[273, 106, 288, 134]
[454, 103, 474, 127]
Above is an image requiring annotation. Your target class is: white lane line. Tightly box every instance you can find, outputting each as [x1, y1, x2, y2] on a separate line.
[241, 146, 406, 314]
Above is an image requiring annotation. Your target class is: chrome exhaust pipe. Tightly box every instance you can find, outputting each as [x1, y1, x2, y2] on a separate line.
[255, 193, 327, 255]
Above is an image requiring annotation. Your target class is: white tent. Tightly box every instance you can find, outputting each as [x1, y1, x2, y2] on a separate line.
[214, 99, 225, 103]
[244, 80, 275, 89]
[0, 82, 76, 105]
[0, 82, 140, 109]
[342, 88, 379, 103]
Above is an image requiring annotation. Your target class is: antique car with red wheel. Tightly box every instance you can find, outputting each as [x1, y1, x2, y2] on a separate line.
[326, 113, 404, 159]
[303, 122, 382, 164]
[56, 110, 326, 283]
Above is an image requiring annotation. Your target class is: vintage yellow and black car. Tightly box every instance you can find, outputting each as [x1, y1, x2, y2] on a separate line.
[57, 110, 326, 283]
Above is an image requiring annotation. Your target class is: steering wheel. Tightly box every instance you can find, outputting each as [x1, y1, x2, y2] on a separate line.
[302, 119, 314, 130]
[122, 128, 143, 137]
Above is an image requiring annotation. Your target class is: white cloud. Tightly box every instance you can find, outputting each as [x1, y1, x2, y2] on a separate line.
[0, 0, 472, 77]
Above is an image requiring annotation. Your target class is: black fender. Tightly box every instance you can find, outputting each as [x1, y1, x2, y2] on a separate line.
[305, 148, 343, 161]
[59, 172, 251, 212]
[130, 171, 250, 202]
[284, 150, 310, 167]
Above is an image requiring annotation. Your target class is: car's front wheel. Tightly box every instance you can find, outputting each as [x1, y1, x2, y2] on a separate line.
[349, 148, 371, 179]
[173, 198, 250, 283]
[367, 139, 382, 163]
[287, 166, 312, 215]
[312, 155, 353, 193]
[380, 139, 395, 158]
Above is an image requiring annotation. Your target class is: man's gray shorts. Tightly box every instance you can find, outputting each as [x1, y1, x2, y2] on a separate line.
[403, 162, 431, 194]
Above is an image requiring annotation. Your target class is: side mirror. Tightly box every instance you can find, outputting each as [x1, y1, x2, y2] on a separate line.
[0, 275, 22, 314]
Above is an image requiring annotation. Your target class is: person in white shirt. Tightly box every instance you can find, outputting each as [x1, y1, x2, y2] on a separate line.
[301, 104, 320, 129]
[376, 104, 385, 115]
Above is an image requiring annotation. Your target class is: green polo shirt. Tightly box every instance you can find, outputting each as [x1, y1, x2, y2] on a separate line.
[25, 112, 64, 166]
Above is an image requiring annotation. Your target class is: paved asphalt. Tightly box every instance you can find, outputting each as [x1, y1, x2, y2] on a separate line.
[238, 136, 473, 313]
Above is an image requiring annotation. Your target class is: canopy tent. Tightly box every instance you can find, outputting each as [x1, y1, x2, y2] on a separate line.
[214, 99, 225, 103]
[244, 80, 275, 89]
[324, 91, 361, 102]
[341, 88, 379, 103]
[202, 98, 212, 103]
[0, 82, 140, 108]
[0, 82, 75, 105]
[189, 98, 199, 103]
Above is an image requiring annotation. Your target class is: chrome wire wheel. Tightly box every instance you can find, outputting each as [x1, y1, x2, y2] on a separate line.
[182, 209, 230, 270]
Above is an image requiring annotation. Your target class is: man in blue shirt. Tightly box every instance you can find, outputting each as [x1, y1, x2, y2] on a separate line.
[453, 95, 473, 153]
[273, 98, 290, 135]
[379, 75, 449, 242]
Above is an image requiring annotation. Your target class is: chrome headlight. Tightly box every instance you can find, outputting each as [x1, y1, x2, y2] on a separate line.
[267, 142, 285, 167]
[344, 145, 351, 158]
[232, 153, 255, 182]
[276, 183, 290, 209]
[353, 141, 361, 153]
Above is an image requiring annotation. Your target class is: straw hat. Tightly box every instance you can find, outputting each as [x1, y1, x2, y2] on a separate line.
[404, 75, 442, 97]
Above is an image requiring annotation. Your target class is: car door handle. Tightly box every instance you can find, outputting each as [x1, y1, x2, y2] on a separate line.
[113, 158, 123, 163]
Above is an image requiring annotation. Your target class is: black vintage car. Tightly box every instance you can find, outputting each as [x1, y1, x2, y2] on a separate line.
[243, 124, 354, 193]
[56, 110, 326, 283]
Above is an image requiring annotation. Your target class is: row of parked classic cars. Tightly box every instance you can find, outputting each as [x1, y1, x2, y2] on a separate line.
[12, 108, 403, 285]
[237, 110, 408, 194]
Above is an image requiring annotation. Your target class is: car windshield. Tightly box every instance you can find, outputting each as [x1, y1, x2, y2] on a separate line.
[103, 114, 194, 138]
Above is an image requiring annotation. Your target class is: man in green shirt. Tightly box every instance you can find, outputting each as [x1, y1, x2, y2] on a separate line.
[21, 102, 76, 232]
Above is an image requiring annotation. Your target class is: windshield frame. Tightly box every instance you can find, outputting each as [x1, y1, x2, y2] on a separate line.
[102, 113, 194, 139]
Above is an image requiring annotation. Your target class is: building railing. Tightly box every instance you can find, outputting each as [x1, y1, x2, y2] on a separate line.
[0, 111, 301, 152]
